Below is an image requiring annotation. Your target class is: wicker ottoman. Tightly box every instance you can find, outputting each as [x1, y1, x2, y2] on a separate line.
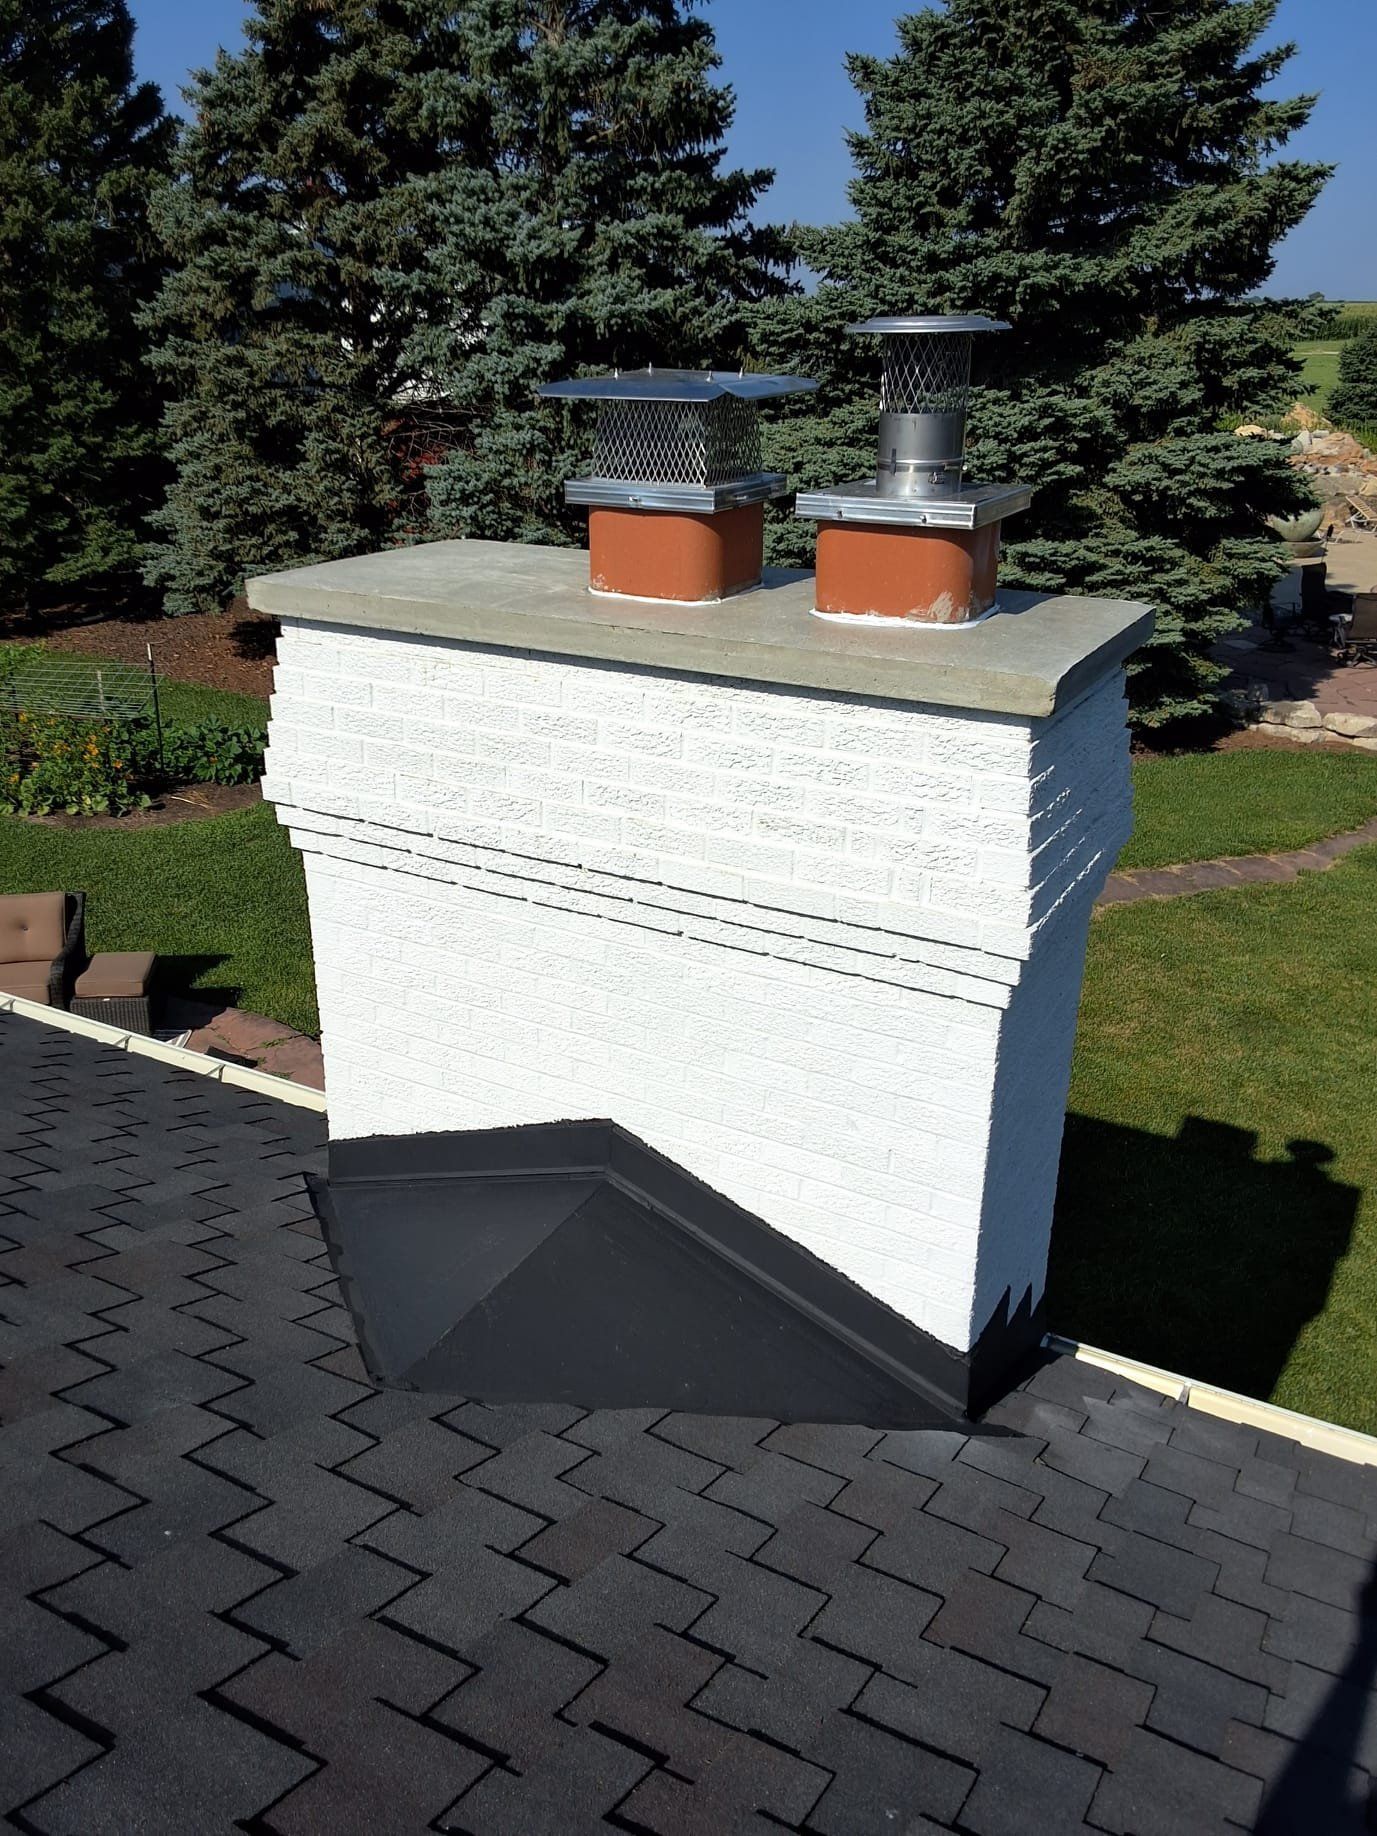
[71, 952, 157, 1034]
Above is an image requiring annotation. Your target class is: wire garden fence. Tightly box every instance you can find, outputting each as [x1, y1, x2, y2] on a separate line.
[1, 647, 266, 818]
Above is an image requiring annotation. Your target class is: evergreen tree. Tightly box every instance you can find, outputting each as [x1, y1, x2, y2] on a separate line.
[146, 0, 784, 612]
[144, 1, 483, 614]
[753, 0, 1330, 726]
[418, 1, 788, 546]
[0, 1, 173, 612]
[1330, 323, 1377, 429]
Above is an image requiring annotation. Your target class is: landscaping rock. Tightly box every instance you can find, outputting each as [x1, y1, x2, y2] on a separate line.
[1259, 699, 1322, 728]
[1321, 712, 1377, 737]
[1353, 737, 1377, 753]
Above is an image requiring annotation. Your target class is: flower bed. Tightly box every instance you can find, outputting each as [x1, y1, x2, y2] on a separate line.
[1, 709, 265, 816]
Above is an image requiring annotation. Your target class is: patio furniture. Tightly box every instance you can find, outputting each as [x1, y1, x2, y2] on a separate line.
[0, 891, 85, 1007]
[1344, 493, 1377, 534]
[71, 952, 158, 1034]
[1334, 592, 1377, 667]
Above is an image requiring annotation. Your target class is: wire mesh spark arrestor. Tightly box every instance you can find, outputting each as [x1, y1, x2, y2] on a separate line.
[795, 316, 1030, 624]
[540, 368, 816, 603]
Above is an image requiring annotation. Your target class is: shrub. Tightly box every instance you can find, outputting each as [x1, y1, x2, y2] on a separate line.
[158, 720, 265, 787]
[0, 710, 264, 816]
[1331, 325, 1377, 427]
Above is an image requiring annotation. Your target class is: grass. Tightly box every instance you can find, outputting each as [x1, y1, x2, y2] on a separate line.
[0, 801, 316, 1035]
[1294, 339, 1341, 411]
[1050, 843, 1377, 1433]
[1121, 747, 1377, 871]
[153, 677, 268, 731]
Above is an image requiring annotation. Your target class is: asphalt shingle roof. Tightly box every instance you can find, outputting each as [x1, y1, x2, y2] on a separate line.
[2, 1011, 1376, 1834]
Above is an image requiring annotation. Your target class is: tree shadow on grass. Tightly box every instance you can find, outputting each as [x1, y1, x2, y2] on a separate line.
[1048, 1113, 1362, 1401]
[154, 953, 241, 1022]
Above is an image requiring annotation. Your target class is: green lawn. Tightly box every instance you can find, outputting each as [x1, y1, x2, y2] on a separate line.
[152, 677, 269, 731]
[1051, 843, 1377, 1433]
[0, 800, 316, 1035]
[1122, 747, 1377, 870]
[1294, 339, 1341, 411]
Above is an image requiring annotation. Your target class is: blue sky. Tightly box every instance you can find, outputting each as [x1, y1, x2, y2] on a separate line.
[128, 0, 1376, 300]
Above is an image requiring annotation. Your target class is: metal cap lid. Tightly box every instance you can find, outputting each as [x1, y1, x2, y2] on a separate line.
[539, 368, 817, 403]
[845, 315, 1010, 336]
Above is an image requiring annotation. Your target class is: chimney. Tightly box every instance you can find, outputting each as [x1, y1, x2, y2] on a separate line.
[253, 524, 1150, 1426]
[796, 316, 1029, 623]
[540, 368, 816, 603]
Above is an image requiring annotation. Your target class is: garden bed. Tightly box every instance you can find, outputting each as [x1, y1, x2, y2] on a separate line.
[23, 780, 261, 830]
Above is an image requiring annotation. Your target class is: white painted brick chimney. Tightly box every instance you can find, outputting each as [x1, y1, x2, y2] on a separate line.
[253, 541, 1148, 1363]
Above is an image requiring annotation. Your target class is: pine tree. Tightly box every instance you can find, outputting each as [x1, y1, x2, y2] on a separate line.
[146, 1, 784, 612]
[0, 1, 173, 613]
[144, 1, 483, 614]
[418, 1, 788, 547]
[1330, 323, 1377, 429]
[752, 0, 1330, 726]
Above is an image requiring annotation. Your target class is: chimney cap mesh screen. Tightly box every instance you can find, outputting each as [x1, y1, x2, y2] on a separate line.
[591, 396, 764, 487]
[878, 334, 973, 418]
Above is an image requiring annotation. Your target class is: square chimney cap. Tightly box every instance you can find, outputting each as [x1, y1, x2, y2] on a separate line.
[847, 315, 1010, 335]
[539, 368, 817, 403]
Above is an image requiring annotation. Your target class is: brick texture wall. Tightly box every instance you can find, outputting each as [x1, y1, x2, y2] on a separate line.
[266, 620, 1132, 1353]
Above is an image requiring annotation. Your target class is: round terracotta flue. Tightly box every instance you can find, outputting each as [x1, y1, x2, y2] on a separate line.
[796, 316, 1030, 624]
[540, 368, 816, 604]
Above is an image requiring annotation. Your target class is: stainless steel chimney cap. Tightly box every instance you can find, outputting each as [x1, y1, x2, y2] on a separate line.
[795, 310, 1029, 527]
[546, 367, 817, 513]
[845, 314, 1010, 336]
[539, 369, 817, 404]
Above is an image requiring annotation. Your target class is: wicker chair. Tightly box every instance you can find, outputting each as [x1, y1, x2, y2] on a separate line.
[1335, 592, 1377, 666]
[0, 891, 86, 1007]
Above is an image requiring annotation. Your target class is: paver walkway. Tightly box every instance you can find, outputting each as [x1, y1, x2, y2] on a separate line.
[1099, 814, 1377, 906]
[162, 991, 324, 1089]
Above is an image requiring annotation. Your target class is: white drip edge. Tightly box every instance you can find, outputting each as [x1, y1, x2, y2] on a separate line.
[0, 991, 326, 1112]
[1044, 1332, 1377, 1467]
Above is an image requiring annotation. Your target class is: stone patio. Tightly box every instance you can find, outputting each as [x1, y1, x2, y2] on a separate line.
[162, 991, 324, 1090]
[1217, 526, 1377, 744]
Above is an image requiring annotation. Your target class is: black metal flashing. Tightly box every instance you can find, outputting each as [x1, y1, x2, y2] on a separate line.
[311, 1121, 1043, 1426]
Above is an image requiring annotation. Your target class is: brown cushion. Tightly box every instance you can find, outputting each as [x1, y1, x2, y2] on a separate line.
[0, 961, 55, 1003]
[0, 892, 65, 964]
[74, 951, 156, 1000]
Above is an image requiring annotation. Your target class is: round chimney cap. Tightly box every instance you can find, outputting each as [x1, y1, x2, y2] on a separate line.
[539, 369, 817, 404]
[845, 315, 1010, 336]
